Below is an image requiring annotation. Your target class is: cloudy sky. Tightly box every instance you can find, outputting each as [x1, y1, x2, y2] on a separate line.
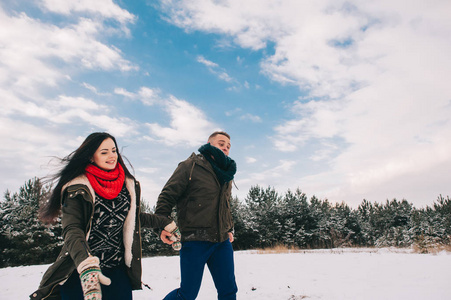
[1, 0, 450, 208]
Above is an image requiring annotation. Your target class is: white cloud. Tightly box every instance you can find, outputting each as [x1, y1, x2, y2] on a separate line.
[218, 71, 233, 83]
[42, 0, 136, 25]
[1, 90, 136, 136]
[82, 82, 110, 96]
[138, 87, 162, 106]
[246, 157, 257, 164]
[237, 160, 297, 188]
[273, 99, 343, 151]
[225, 109, 262, 123]
[0, 5, 137, 98]
[240, 113, 262, 123]
[196, 55, 235, 83]
[146, 95, 217, 147]
[115, 87, 136, 98]
[0, 116, 79, 189]
[115, 87, 162, 106]
[0, 2, 142, 196]
[136, 167, 159, 174]
[197, 55, 219, 68]
[57, 95, 102, 110]
[225, 108, 242, 117]
[159, 0, 451, 206]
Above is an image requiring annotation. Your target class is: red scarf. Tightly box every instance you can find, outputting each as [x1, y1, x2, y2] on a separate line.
[85, 163, 125, 199]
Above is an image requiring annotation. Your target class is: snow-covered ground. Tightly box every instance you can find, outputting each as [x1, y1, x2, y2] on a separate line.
[1, 248, 450, 300]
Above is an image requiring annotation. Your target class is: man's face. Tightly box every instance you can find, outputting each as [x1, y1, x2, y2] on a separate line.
[209, 134, 231, 156]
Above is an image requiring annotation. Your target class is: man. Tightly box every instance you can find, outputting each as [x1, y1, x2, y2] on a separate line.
[156, 131, 238, 300]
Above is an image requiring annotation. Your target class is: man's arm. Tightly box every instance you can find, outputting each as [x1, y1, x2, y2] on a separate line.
[155, 160, 190, 244]
[154, 160, 190, 217]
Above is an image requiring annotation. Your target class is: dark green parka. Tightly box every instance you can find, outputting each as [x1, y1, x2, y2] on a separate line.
[30, 175, 171, 300]
[155, 153, 234, 243]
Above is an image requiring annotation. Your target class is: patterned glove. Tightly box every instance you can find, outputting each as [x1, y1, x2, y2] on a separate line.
[77, 256, 111, 300]
[164, 221, 182, 251]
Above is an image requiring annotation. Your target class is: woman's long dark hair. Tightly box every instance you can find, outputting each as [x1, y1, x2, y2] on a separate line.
[39, 132, 135, 224]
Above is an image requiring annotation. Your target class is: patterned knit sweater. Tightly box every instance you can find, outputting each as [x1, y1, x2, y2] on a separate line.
[88, 184, 131, 269]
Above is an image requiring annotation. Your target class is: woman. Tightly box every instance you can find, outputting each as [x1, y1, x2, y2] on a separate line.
[30, 132, 177, 300]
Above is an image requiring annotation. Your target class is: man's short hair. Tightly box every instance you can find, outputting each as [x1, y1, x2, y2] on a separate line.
[208, 131, 230, 141]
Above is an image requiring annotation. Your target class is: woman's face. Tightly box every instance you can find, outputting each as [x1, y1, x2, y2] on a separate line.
[92, 138, 118, 171]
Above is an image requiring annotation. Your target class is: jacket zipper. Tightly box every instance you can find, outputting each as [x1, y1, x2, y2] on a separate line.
[137, 185, 146, 289]
[189, 162, 196, 181]
[41, 282, 61, 300]
[81, 240, 92, 256]
[136, 181, 142, 265]
[85, 186, 95, 244]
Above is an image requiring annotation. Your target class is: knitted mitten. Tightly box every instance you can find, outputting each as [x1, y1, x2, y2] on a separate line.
[164, 221, 182, 251]
[77, 256, 111, 300]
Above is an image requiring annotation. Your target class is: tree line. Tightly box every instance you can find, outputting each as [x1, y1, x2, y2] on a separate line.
[231, 186, 450, 252]
[1, 178, 450, 267]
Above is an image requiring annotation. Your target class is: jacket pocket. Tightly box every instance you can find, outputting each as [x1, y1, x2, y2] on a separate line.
[183, 198, 215, 228]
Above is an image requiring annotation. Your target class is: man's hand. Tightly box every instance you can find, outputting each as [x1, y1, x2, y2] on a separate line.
[228, 232, 234, 243]
[163, 221, 182, 250]
[160, 229, 174, 245]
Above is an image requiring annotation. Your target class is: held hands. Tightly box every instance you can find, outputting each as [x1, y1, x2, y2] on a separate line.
[162, 221, 182, 251]
[77, 256, 111, 300]
[169, 227, 182, 250]
[228, 232, 234, 243]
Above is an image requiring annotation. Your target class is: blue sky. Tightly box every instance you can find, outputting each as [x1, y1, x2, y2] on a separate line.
[1, 0, 451, 208]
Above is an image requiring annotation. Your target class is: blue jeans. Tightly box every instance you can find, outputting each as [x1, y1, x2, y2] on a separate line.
[164, 240, 238, 300]
[60, 264, 132, 300]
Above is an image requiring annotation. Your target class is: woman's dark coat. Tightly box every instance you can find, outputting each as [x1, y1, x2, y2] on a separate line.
[30, 176, 171, 300]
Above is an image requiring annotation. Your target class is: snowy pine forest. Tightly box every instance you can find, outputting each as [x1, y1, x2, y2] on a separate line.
[1, 178, 450, 268]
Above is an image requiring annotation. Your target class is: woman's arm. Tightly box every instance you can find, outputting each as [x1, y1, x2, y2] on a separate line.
[61, 186, 92, 267]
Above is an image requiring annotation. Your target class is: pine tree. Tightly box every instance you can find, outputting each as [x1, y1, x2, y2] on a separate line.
[329, 202, 357, 247]
[0, 178, 62, 267]
[373, 199, 414, 247]
[243, 185, 281, 248]
[140, 201, 174, 257]
[309, 196, 332, 248]
[279, 189, 312, 247]
[432, 195, 451, 240]
[357, 199, 375, 246]
[229, 196, 248, 249]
